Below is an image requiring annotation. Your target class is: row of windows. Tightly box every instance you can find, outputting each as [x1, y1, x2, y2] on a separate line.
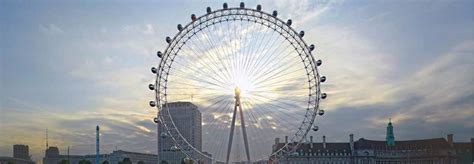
[292, 152, 352, 157]
[284, 160, 350, 164]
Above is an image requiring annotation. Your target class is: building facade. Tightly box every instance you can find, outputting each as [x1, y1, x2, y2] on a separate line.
[158, 102, 203, 164]
[272, 121, 473, 164]
[0, 157, 35, 164]
[13, 145, 30, 161]
[272, 135, 354, 164]
[0, 144, 35, 164]
[43, 147, 157, 164]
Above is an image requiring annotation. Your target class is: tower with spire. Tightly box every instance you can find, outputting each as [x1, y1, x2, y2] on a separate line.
[386, 118, 395, 146]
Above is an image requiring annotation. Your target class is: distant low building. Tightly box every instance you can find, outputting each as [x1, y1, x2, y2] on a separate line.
[453, 140, 473, 164]
[272, 135, 354, 164]
[354, 137, 457, 164]
[0, 157, 35, 164]
[272, 120, 473, 164]
[43, 147, 157, 164]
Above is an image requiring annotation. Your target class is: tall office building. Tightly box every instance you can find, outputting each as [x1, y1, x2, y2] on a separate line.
[13, 145, 30, 160]
[158, 102, 202, 163]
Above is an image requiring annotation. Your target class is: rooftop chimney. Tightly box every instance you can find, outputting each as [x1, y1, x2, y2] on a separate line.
[447, 134, 453, 146]
[310, 136, 313, 149]
[323, 135, 326, 149]
[273, 138, 280, 152]
[96, 125, 100, 164]
[350, 134, 354, 151]
[285, 136, 288, 143]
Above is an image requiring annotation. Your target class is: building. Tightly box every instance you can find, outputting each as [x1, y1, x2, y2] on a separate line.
[0, 145, 35, 164]
[13, 145, 31, 161]
[43, 147, 157, 164]
[354, 137, 457, 164]
[0, 157, 35, 164]
[272, 135, 354, 164]
[453, 140, 473, 164]
[272, 120, 473, 164]
[158, 102, 203, 164]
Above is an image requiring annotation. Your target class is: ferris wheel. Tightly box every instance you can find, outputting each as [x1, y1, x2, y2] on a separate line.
[149, 2, 327, 163]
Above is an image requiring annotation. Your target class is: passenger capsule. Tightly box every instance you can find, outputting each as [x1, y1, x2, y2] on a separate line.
[184, 157, 191, 162]
[299, 31, 305, 37]
[177, 24, 183, 31]
[272, 10, 278, 17]
[148, 84, 155, 90]
[309, 44, 315, 51]
[206, 7, 212, 13]
[157, 51, 162, 58]
[321, 93, 327, 99]
[320, 76, 326, 82]
[223, 3, 228, 9]
[287, 19, 292, 26]
[151, 67, 158, 74]
[160, 132, 168, 138]
[171, 145, 178, 150]
[149, 101, 156, 107]
[318, 109, 325, 116]
[312, 125, 319, 131]
[191, 14, 197, 22]
[240, 2, 245, 8]
[153, 117, 159, 123]
[316, 60, 322, 66]
[165, 36, 171, 44]
[256, 4, 262, 11]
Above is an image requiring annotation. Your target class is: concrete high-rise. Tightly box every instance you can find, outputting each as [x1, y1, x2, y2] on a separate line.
[13, 144, 30, 160]
[158, 102, 202, 163]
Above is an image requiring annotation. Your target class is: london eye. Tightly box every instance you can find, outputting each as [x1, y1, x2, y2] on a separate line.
[149, 2, 327, 163]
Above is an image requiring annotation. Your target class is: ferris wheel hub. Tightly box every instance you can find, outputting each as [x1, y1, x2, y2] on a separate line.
[234, 87, 241, 97]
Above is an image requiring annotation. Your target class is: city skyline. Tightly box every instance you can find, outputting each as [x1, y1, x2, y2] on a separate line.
[1, 0, 473, 163]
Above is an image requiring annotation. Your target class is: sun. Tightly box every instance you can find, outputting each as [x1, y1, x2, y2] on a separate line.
[228, 71, 257, 97]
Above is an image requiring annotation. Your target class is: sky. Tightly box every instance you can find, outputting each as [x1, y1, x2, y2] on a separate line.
[1, 0, 474, 163]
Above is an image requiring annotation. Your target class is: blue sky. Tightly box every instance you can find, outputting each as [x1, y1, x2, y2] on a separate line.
[1, 0, 473, 162]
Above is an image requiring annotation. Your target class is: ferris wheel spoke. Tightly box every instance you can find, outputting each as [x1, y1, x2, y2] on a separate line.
[203, 100, 233, 159]
[241, 22, 262, 79]
[200, 27, 235, 82]
[168, 69, 230, 88]
[244, 24, 281, 77]
[242, 98, 300, 133]
[252, 54, 303, 86]
[246, 94, 306, 115]
[246, 25, 292, 76]
[173, 49, 231, 87]
[253, 67, 305, 88]
[242, 24, 276, 76]
[255, 74, 307, 89]
[168, 58, 229, 87]
[184, 31, 234, 85]
[167, 73, 229, 91]
[239, 106, 267, 160]
[241, 22, 274, 77]
[184, 41, 232, 86]
[252, 46, 298, 79]
[236, 20, 246, 80]
[208, 23, 238, 82]
[238, 22, 257, 77]
[248, 42, 294, 81]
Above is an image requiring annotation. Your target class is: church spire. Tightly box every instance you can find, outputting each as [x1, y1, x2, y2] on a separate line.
[386, 118, 395, 146]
